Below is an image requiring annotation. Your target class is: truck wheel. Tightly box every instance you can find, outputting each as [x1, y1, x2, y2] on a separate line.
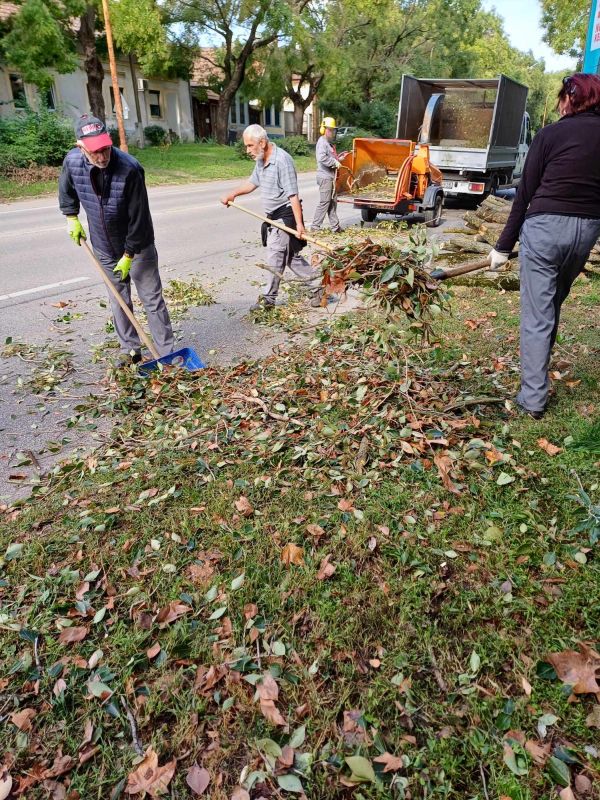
[424, 195, 443, 227]
[361, 208, 377, 223]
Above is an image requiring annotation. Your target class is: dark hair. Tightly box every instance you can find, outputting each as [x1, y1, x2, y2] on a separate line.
[557, 73, 600, 114]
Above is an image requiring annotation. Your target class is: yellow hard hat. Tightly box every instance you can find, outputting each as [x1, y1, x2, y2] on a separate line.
[320, 116, 337, 135]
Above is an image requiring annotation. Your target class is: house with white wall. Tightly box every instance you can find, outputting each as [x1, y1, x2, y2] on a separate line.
[0, 56, 194, 145]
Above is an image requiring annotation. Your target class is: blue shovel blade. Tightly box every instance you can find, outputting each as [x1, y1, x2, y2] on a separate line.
[138, 347, 205, 376]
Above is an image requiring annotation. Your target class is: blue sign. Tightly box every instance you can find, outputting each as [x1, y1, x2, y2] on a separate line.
[584, 0, 600, 74]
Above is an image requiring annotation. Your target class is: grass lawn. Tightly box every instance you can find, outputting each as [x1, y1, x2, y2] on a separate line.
[0, 143, 316, 202]
[1, 257, 599, 798]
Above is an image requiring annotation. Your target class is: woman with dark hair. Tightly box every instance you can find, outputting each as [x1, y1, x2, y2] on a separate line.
[489, 73, 600, 419]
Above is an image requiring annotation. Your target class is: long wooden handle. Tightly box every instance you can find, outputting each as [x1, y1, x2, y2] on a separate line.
[82, 240, 160, 359]
[431, 252, 517, 280]
[227, 201, 336, 254]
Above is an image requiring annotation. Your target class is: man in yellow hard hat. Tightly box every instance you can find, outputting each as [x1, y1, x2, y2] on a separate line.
[310, 116, 344, 233]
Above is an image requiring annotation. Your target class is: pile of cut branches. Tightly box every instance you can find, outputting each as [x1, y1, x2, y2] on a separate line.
[315, 228, 447, 342]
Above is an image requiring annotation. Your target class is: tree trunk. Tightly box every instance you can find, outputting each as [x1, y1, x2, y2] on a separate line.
[215, 93, 234, 145]
[79, 5, 105, 121]
[292, 102, 306, 136]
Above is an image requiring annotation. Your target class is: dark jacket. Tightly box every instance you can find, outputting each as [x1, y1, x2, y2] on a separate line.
[497, 111, 600, 253]
[260, 202, 307, 255]
[59, 147, 154, 258]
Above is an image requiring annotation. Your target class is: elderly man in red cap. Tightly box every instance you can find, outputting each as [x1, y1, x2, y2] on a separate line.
[59, 114, 174, 366]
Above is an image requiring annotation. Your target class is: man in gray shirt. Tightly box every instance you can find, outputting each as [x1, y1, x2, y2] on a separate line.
[221, 124, 322, 310]
[310, 116, 343, 233]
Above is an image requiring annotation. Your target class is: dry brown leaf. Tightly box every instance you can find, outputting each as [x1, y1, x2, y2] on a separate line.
[186, 764, 211, 795]
[53, 678, 67, 697]
[43, 753, 74, 779]
[10, 707, 36, 731]
[0, 771, 13, 800]
[58, 626, 88, 644]
[559, 787, 576, 800]
[281, 543, 304, 567]
[521, 676, 532, 697]
[546, 644, 600, 695]
[306, 523, 325, 538]
[277, 745, 295, 769]
[147, 642, 161, 659]
[317, 554, 336, 580]
[586, 704, 600, 728]
[243, 603, 258, 620]
[525, 739, 551, 766]
[257, 673, 286, 727]
[337, 498, 354, 512]
[230, 789, 250, 800]
[342, 709, 367, 745]
[373, 752, 403, 772]
[433, 452, 460, 494]
[125, 747, 176, 797]
[537, 437, 563, 456]
[575, 774, 593, 795]
[259, 699, 286, 726]
[155, 601, 191, 626]
[485, 448, 503, 465]
[234, 495, 253, 517]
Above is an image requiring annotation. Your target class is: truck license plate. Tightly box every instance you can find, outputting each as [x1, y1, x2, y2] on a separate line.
[442, 180, 456, 190]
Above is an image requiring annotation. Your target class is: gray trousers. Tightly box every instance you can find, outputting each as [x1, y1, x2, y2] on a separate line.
[95, 244, 175, 356]
[311, 176, 340, 231]
[263, 227, 321, 305]
[517, 214, 600, 412]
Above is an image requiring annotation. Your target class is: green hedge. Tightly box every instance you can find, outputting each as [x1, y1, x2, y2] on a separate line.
[0, 108, 74, 173]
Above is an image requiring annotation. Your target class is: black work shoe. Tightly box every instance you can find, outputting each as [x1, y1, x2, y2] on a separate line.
[309, 290, 325, 308]
[250, 297, 275, 312]
[117, 351, 142, 368]
[516, 402, 545, 420]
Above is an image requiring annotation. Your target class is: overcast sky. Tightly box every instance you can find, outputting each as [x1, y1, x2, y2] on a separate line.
[482, 0, 578, 72]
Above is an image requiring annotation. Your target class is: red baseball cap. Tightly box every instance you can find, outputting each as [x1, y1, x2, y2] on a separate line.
[76, 114, 113, 151]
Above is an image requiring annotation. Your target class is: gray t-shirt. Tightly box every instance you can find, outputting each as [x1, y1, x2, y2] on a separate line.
[249, 144, 300, 214]
[316, 135, 338, 178]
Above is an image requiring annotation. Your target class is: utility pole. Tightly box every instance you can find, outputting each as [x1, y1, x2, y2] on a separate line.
[101, 0, 128, 152]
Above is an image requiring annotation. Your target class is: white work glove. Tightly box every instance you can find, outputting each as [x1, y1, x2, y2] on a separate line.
[334, 160, 342, 169]
[488, 248, 510, 271]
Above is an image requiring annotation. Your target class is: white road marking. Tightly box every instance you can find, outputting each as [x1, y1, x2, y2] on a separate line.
[0, 276, 89, 301]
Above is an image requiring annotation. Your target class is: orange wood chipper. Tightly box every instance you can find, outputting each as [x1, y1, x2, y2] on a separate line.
[335, 138, 444, 226]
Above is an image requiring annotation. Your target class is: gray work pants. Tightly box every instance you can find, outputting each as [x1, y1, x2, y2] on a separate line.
[517, 214, 600, 412]
[262, 227, 321, 305]
[311, 176, 340, 231]
[95, 244, 175, 356]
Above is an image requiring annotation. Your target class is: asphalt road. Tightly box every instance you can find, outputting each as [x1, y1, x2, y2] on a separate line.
[0, 174, 464, 501]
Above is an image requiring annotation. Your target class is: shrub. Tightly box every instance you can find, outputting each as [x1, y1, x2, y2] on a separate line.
[234, 138, 252, 160]
[0, 107, 74, 174]
[278, 135, 311, 157]
[143, 124, 168, 146]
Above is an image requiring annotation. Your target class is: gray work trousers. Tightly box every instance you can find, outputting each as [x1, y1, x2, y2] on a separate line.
[262, 227, 321, 305]
[311, 176, 340, 231]
[95, 244, 175, 356]
[517, 214, 600, 412]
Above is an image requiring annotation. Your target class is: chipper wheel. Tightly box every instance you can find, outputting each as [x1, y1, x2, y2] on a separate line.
[361, 208, 377, 223]
[424, 194, 443, 227]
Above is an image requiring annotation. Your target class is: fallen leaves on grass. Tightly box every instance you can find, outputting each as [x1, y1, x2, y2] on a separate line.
[373, 752, 403, 772]
[434, 452, 460, 494]
[586, 705, 600, 728]
[281, 543, 304, 567]
[257, 673, 286, 727]
[538, 437, 563, 456]
[186, 764, 211, 795]
[155, 601, 191, 627]
[125, 748, 176, 797]
[546, 644, 600, 696]
[10, 707, 36, 731]
[317, 554, 336, 580]
[58, 626, 88, 644]
[234, 495, 253, 517]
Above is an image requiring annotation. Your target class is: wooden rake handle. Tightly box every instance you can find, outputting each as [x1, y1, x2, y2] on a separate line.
[226, 201, 336, 254]
[431, 252, 517, 280]
[82, 240, 160, 360]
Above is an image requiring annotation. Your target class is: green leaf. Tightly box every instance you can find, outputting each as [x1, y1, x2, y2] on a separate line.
[288, 725, 306, 749]
[92, 607, 106, 624]
[256, 738, 282, 758]
[87, 680, 113, 699]
[470, 650, 481, 674]
[205, 586, 218, 602]
[405, 267, 415, 287]
[536, 661, 557, 681]
[208, 606, 227, 620]
[380, 265, 397, 283]
[5, 542, 24, 561]
[271, 640, 286, 657]
[345, 756, 376, 783]
[496, 472, 515, 486]
[277, 774, 304, 793]
[231, 573, 245, 591]
[503, 743, 528, 776]
[547, 755, 570, 787]
[355, 384, 368, 403]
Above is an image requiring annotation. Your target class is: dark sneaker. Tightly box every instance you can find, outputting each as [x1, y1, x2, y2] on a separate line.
[309, 290, 325, 308]
[516, 402, 544, 420]
[331, 227, 344, 233]
[250, 297, 275, 312]
[116, 351, 142, 368]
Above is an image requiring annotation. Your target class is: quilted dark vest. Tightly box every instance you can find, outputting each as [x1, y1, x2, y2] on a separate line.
[64, 147, 147, 257]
